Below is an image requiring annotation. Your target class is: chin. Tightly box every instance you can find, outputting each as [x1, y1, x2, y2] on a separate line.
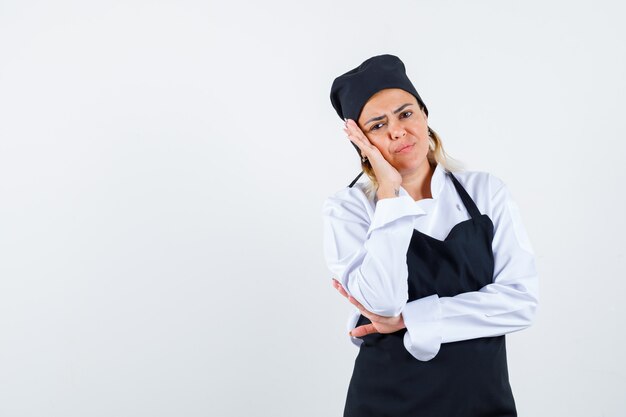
[396, 155, 428, 173]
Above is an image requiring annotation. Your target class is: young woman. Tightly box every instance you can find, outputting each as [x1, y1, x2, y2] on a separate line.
[322, 54, 539, 417]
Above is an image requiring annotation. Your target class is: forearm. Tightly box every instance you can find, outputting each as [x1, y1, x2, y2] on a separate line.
[323, 186, 423, 317]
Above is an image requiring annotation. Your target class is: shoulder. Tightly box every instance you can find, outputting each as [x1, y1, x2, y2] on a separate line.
[447, 168, 507, 198]
[453, 169, 535, 254]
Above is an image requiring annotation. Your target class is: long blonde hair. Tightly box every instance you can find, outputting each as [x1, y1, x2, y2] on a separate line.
[360, 118, 465, 199]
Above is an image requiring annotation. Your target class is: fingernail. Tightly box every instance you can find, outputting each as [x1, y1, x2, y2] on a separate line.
[349, 331, 353, 337]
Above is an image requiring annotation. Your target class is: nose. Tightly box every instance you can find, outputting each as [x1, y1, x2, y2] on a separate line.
[388, 120, 406, 140]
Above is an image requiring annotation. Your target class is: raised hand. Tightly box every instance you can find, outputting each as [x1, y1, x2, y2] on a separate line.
[343, 118, 402, 191]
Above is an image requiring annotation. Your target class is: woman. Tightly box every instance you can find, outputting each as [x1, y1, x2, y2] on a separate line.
[322, 54, 539, 417]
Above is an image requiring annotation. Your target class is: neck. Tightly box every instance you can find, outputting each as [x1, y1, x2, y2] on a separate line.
[401, 161, 436, 201]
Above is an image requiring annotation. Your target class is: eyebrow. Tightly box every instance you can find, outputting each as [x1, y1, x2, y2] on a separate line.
[364, 103, 413, 126]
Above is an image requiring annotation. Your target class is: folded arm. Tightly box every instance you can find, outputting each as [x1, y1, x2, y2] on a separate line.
[402, 175, 540, 361]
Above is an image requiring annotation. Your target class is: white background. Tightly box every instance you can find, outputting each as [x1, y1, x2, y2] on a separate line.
[1, 1, 624, 416]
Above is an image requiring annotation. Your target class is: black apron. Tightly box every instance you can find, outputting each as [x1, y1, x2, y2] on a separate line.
[344, 170, 517, 417]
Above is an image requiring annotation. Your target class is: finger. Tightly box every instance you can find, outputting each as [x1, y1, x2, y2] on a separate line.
[346, 293, 360, 307]
[335, 284, 350, 299]
[347, 295, 378, 320]
[332, 280, 382, 321]
[344, 125, 378, 162]
[344, 120, 374, 151]
[343, 127, 368, 153]
[345, 123, 369, 147]
[346, 119, 372, 145]
[332, 278, 350, 299]
[347, 295, 390, 323]
[345, 132, 376, 161]
[350, 323, 379, 338]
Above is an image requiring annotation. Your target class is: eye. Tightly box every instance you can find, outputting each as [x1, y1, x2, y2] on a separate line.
[370, 111, 413, 132]
[370, 123, 384, 132]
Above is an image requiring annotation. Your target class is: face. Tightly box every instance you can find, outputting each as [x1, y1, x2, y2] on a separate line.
[357, 88, 430, 176]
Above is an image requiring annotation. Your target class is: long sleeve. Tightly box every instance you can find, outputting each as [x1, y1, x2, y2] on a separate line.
[401, 174, 539, 361]
[322, 186, 425, 317]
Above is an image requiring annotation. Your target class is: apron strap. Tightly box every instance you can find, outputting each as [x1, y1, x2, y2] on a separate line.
[347, 170, 364, 188]
[447, 171, 482, 219]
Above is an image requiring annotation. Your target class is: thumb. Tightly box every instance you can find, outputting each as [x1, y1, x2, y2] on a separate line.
[350, 323, 378, 338]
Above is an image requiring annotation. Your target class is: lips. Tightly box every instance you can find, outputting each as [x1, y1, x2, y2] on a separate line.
[396, 143, 414, 153]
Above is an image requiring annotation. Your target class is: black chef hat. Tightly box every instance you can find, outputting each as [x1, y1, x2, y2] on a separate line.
[330, 54, 428, 124]
[329, 54, 429, 187]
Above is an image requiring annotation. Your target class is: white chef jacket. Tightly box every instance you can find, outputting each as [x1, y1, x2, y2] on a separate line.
[321, 162, 539, 361]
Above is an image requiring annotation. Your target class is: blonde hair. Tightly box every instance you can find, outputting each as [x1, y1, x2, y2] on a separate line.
[360, 123, 465, 199]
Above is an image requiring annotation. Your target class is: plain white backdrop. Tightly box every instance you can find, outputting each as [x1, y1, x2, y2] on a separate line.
[1, 1, 624, 416]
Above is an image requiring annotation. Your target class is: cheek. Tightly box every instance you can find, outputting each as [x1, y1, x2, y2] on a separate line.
[408, 129, 430, 154]
[368, 135, 386, 151]
[407, 123, 426, 137]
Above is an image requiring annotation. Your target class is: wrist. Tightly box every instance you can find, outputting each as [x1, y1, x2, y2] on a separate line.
[377, 184, 401, 200]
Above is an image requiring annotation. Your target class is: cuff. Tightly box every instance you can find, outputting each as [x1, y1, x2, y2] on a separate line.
[367, 195, 424, 236]
[401, 294, 443, 361]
